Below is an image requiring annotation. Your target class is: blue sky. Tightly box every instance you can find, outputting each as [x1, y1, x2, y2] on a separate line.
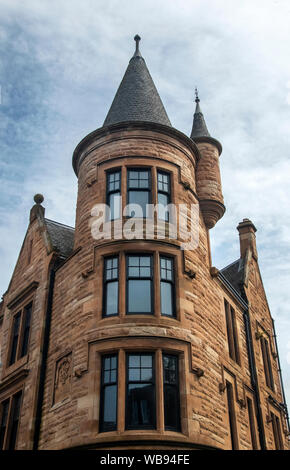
[1, 0, 290, 408]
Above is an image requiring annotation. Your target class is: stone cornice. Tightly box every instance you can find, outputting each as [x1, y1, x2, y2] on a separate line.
[6, 281, 39, 310]
[192, 135, 223, 155]
[72, 121, 200, 175]
[0, 368, 29, 393]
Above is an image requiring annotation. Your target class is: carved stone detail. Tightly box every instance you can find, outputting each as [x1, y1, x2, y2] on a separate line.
[53, 353, 72, 405]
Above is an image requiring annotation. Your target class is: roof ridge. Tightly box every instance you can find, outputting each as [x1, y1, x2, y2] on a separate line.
[220, 258, 240, 271]
[44, 218, 75, 231]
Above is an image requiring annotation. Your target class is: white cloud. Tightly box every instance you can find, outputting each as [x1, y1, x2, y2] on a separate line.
[1, 0, 290, 409]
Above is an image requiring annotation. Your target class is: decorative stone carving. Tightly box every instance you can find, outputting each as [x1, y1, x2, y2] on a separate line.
[53, 353, 72, 404]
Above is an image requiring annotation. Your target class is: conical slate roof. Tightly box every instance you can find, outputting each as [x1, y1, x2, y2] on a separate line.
[103, 35, 171, 127]
[190, 91, 211, 139]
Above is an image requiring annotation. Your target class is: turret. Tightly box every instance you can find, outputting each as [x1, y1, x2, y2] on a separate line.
[191, 90, 225, 229]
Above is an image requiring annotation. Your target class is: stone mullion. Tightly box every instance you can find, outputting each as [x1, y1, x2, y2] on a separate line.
[119, 251, 126, 318]
[154, 251, 161, 318]
[156, 348, 164, 433]
[117, 348, 126, 433]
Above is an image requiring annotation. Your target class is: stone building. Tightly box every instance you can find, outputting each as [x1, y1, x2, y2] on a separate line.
[0, 36, 289, 451]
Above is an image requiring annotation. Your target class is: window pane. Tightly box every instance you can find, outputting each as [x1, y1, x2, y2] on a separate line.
[8, 392, 22, 450]
[127, 354, 155, 428]
[128, 280, 151, 313]
[9, 312, 21, 365]
[141, 355, 152, 367]
[108, 171, 120, 191]
[128, 267, 139, 277]
[129, 369, 140, 381]
[105, 257, 118, 281]
[164, 385, 180, 430]
[160, 258, 173, 281]
[102, 385, 117, 431]
[163, 355, 180, 431]
[158, 193, 170, 221]
[226, 381, 238, 450]
[100, 355, 118, 432]
[140, 267, 151, 277]
[141, 368, 153, 381]
[105, 281, 118, 316]
[128, 170, 149, 189]
[109, 193, 121, 220]
[0, 399, 10, 450]
[127, 384, 155, 427]
[157, 172, 169, 193]
[128, 191, 149, 217]
[161, 282, 173, 316]
[20, 304, 32, 358]
[129, 355, 140, 367]
[128, 256, 151, 278]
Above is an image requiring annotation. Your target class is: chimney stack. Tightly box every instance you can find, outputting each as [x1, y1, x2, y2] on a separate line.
[237, 218, 257, 260]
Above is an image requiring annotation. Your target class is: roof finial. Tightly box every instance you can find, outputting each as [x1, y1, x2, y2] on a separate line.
[133, 34, 142, 57]
[34, 194, 44, 205]
[190, 88, 211, 139]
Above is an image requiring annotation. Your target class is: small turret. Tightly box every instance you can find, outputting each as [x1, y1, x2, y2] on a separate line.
[190, 89, 210, 139]
[191, 90, 225, 229]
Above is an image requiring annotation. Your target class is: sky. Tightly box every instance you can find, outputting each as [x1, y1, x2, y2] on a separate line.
[0, 0, 290, 412]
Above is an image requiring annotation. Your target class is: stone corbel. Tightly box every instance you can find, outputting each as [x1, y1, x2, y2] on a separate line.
[81, 269, 94, 279]
[181, 180, 191, 191]
[210, 267, 219, 278]
[74, 367, 87, 378]
[185, 269, 196, 280]
[86, 164, 98, 188]
[192, 367, 204, 378]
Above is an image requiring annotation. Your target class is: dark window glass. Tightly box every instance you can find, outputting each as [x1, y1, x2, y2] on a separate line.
[0, 399, 9, 450]
[107, 171, 121, 220]
[271, 412, 284, 450]
[224, 300, 240, 364]
[126, 353, 155, 429]
[163, 354, 180, 431]
[247, 397, 258, 449]
[261, 337, 274, 390]
[160, 257, 175, 317]
[127, 169, 151, 218]
[9, 312, 21, 366]
[157, 171, 171, 221]
[126, 255, 153, 314]
[100, 355, 118, 432]
[8, 392, 22, 450]
[226, 381, 239, 450]
[271, 413, 284, 450]
[103, 257, 119, 317]
[20, 303, 32, 358]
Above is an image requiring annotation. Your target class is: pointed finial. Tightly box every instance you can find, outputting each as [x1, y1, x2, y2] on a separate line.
[133, 34, 142, 57]
[195, 87, 200, 103]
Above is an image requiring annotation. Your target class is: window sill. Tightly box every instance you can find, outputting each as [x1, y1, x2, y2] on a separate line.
[2, 355, 29, 380]
[97, 429, 187, 438]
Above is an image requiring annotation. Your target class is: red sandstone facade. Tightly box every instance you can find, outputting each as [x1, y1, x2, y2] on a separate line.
[0, 38, 289, 451]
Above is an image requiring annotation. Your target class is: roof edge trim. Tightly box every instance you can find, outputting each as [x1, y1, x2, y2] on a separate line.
[72, 121, 200, 175]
